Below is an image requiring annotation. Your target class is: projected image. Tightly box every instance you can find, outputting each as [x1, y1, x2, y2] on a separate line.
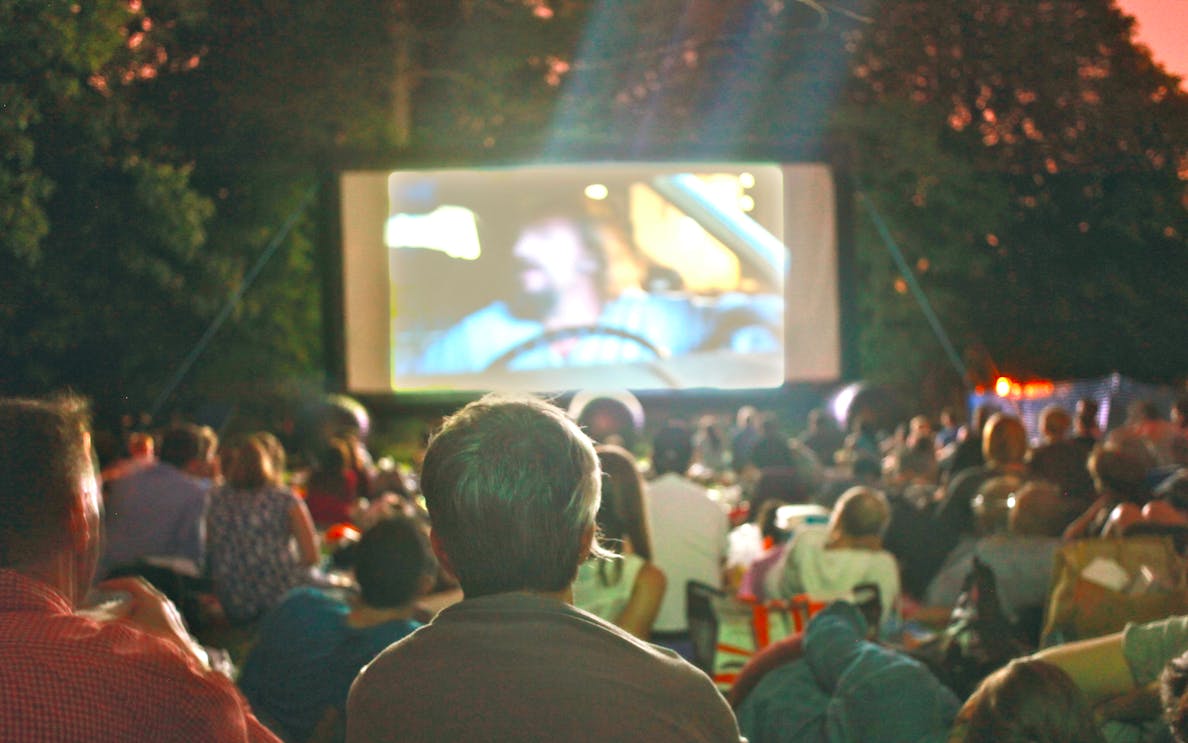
[384, 165, 787, 391]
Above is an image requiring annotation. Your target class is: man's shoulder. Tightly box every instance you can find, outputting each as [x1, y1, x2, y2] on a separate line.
[349, 596, 739, 742]
[115, 464, 206, 498]
[1, 612, 257, 732]
[649, 474, 715, 502]
[789, 525, 830, 552]
[358, 593, 699, 680]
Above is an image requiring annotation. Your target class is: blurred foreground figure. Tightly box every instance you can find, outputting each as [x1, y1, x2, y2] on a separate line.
[347, 395, 742, 742]
[0, 395, 277, 742]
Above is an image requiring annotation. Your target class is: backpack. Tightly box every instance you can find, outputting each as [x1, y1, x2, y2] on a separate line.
[911, 556, 1029, 699]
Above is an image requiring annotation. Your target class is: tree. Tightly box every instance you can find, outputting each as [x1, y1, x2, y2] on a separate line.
[0, 0, 224, 413]
[840, 0, 1187, 389]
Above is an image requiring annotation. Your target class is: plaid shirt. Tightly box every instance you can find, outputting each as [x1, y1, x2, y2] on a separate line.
[0, 570, 279, 742]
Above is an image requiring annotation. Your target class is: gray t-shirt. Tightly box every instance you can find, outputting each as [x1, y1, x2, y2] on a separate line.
[347, 591, 744, 742]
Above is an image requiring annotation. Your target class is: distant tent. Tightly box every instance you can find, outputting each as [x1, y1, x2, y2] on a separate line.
[967, 372, 1179, 439]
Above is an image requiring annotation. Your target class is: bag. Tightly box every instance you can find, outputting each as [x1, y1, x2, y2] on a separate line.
[686, 581, 827, 692]
[687, 581, 881, 693]
[911, 556, 1028, 699]
[1040, 535, 1188, 647]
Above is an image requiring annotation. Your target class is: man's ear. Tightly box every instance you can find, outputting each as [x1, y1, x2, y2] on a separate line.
[429, 529, 456, 581]
[67, 490, 94, 558]
[415, 572, 437, 598]
[577, 523, 596, 563]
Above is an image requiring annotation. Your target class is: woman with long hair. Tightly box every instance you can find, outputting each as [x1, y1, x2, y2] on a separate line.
[206, 435, 320, 624]
[573, 445, 666, 639]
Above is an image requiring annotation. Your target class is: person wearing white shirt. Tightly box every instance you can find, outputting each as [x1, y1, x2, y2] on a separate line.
[646, 424, 729, 652]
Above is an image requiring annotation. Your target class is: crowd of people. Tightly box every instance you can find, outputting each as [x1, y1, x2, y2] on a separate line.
[2, 389, 1188, 741]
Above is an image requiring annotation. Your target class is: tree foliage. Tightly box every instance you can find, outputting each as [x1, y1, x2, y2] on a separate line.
[1, 0, 1183, 419]
[841, 0, 1187, 391]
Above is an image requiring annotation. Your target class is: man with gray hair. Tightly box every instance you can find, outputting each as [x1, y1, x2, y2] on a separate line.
[347, 395, 742, 742]
[770, 486, 901, 628]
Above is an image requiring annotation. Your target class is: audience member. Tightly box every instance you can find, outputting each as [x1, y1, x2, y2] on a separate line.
[747, 417, 797, 471]
[573, 445, 666, 639]
[100, 422, 213, 579]
[944, 402, 1000, 481]
[1127, 400, 1180, 467]
[936, 406, 961, 450]
[770, 486, 900, 627]
[238, 514, 435, 743]
[798, 408, 845, 468]
[1064, 444, 1153, 540]
[735, 499, 794, 601]
[1161, 649, 1188, 742]
[883, 443, 944, 601]
[924, 481, 1065, 642]
[923, 413, 1029, 592]
[840, 417, 881, 466]
[346, 395, 743, 742]
[100, 430, 156, 484]
[817, 454, 882, 510]
[195, 424, 222, 482]
[692, 414, 730, 475]
[1074, 397, 1103, 447]
[1030, 614, 1188, 740]
[646, 421, 729, 655]
[304, 438, 361, 527]
[730, 405, 762, 474]
[1027, 404, 1095, 503]
[252, 431, 288, 487]
[1143, 471, 1188, 527]
[734, 601, 959, 743]
[206, 436, 320, 624]
[951, 659, 1105, 743]
[0, 395, 278, 742]
[904, 414, 934, 451]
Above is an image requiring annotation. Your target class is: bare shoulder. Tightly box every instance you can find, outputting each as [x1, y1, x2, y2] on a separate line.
[636, 562, 666, 591]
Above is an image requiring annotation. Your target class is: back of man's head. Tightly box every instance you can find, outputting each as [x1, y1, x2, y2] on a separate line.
[353, 515, 438, 609]
[972, 403, 1001, 437]
[831, 486, 890, 540]
[1009, 481, 1066, 537]
[982, 413, 1028, 466]
[0, 396, 90, 568]
[419, 395, 601, 598]
[652, 423, 693, 476]
[158, 423, 203, 469]
[1040, 405, 1072, 441]
[894, 445, 938, 483]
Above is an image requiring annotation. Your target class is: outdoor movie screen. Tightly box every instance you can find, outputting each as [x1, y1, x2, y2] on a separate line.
[340, 162, 840, 395]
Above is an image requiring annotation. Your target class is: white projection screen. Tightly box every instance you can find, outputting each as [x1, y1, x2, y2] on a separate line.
[340, 162, 840, 395]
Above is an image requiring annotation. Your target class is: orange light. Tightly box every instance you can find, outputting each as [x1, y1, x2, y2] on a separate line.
[995, 376, 1012, 396]
[1022, 381, 1055, 398]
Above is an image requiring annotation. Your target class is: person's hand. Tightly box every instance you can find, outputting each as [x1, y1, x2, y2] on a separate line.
[97, 576, 210, 670]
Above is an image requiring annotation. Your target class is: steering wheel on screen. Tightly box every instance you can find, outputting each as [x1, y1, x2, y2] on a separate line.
[483, 324, 667, 372]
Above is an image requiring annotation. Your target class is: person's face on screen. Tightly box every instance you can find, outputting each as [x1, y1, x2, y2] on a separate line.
[506, 217, 597, 321]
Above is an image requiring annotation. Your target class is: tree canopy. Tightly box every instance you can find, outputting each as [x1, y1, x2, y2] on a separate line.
[1, 0, 1184, 419]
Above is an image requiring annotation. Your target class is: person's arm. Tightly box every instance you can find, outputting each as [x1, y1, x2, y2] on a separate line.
[614, 562, 666, 640]
[1102, 503, 1143, 537]
[1063, 494, 1112, 541]
[98, 576, 282, 742]
[1032, 631, 1134, 704]
[101, 576, 212, 669]
[178, 490, 209, 571]
[289, 499, 321, 567]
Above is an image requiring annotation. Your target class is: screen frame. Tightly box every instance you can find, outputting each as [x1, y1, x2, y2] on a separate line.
[337, 161, 841, 398]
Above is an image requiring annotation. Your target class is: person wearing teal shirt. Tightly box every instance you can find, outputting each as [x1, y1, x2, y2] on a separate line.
[237, 516, 436, 742]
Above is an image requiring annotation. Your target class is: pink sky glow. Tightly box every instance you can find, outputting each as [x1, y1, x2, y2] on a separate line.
[1115, 0, 1188, 87]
